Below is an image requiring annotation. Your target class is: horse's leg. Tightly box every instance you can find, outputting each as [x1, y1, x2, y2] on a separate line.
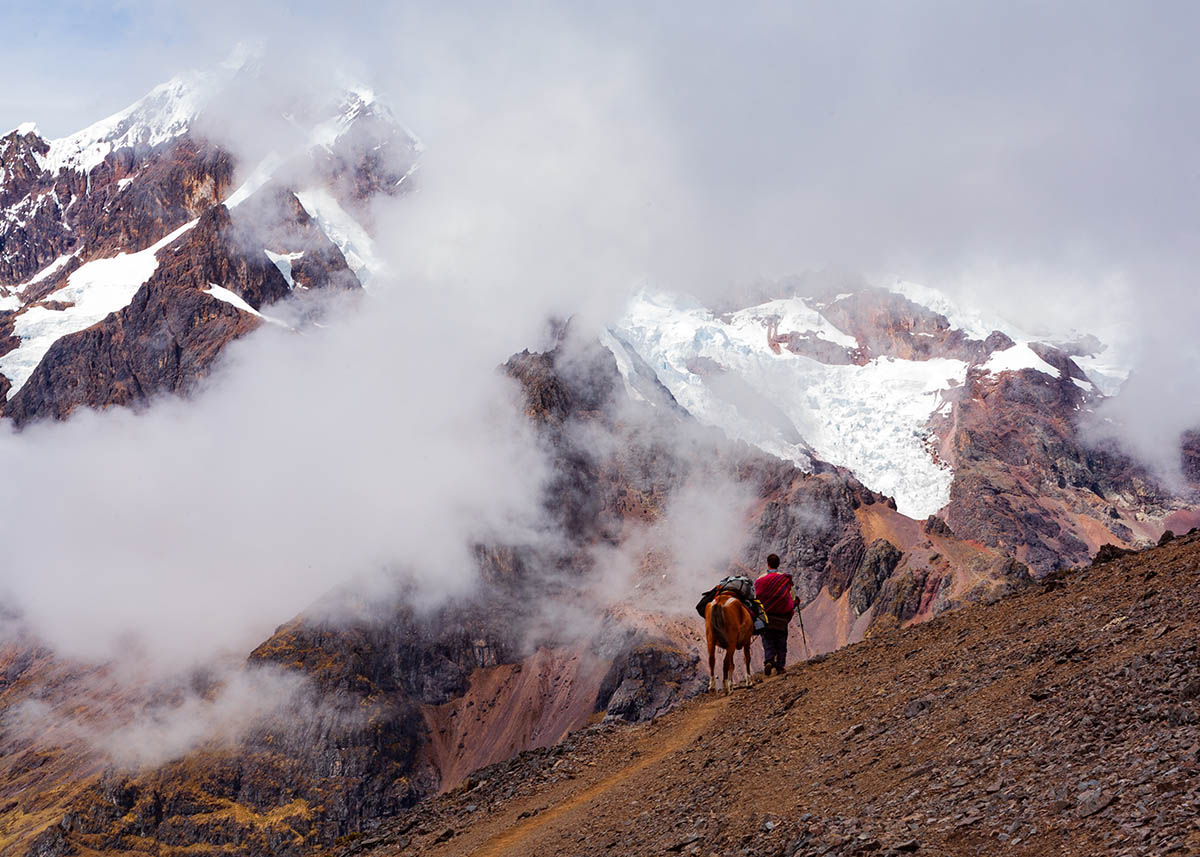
[707, 636, 717, 693]
[743, 641, 753, 687]
[723, 646, 734, 695]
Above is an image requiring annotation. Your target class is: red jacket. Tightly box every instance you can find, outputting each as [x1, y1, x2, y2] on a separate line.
[755, 571, 794, 616]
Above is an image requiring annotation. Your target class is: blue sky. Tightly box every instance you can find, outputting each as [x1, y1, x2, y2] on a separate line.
[0, 1, 221, 135]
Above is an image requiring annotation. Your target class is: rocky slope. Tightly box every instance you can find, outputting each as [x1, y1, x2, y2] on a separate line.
[342, 530, 1200, 857]
[1, 58, 1197, 857]
[0, 66, 413, 423]
[0, 332, 1033, 857]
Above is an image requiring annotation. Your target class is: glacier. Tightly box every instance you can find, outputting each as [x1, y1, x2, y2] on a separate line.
[612, 289, 967, 519]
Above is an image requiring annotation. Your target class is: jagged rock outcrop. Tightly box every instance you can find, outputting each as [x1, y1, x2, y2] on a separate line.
[1183, 430, 1200, 484]
[944, 359, 1172, 573]
[818, 288, 1011, 364]
[849, 539, 903, 615]
[596, 638, 703, 722]
[4, 195, 358, 424]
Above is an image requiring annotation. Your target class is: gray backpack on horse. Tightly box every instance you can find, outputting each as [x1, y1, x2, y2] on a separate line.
[696, 575, 767, 634]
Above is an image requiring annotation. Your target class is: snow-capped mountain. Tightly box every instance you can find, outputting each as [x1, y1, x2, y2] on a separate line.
[608, 283, 1196, 572]
[2, 55, 1193, 571]
[1, 53, 1198, 857]
[0, 56, 417, 416]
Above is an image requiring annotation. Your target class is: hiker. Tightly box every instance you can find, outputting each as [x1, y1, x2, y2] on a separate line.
[755, 553, 796, 675]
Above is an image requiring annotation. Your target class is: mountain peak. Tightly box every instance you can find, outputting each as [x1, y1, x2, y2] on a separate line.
[35, 72, 213, 176]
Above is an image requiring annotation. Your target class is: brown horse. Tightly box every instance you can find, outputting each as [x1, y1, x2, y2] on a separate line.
[705, 593, 754, 694]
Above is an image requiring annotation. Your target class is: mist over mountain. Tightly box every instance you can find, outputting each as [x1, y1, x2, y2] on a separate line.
[0, 4, 1197, 856]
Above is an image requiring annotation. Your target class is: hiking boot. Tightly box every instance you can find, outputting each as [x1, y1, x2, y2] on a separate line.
[775, 664, 787, 675]
[763, 664, 774, 677]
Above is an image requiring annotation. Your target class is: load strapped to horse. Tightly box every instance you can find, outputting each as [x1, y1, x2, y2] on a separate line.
[696, 575, 768, 632]
[696, 575, 767, 694]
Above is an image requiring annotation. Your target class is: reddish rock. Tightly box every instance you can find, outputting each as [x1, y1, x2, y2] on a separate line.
[943, 358, 1170, 573]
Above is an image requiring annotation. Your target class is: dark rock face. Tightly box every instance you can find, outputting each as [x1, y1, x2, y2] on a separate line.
[824, 533, 867, 599]
[596, 639, 703, 722]
[849, 539, 903, 615]
[1183, 430, 1200, 484]
[5, 205, 283, 422]
[748, 465, 882, 604]
[924, 515, 954, 538]
[0, 134, 233, 287]
[67, 138, 234, 260]
[0, 129, 70, 284]
[873, 566, 933, 624]
[1092, 543, 1135, 565]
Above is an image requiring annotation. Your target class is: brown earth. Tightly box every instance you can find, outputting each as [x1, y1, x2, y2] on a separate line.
[344, 530, 1200, 857]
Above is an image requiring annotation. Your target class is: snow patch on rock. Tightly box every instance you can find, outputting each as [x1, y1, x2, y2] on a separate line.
[204, 284, 289, 328]
[12, 253, 76, 295]
[981, 342, 1061, 378]
[0, 220, 197, 398]
[264, 250, 304, 289]
[729, 296, 857, 349]
[294, 188, 380, 285]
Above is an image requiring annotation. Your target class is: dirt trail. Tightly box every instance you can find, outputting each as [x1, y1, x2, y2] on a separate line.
[434, 692, 730, 857]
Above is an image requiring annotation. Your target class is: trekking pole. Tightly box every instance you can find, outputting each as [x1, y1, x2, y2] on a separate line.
[797, 606, 810, 659]
[789, 573, 810, 659]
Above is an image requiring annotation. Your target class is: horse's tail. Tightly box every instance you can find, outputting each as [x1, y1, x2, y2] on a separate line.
[710, 596, 728, 650]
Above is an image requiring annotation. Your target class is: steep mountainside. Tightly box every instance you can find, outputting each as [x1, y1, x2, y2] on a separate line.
[0, 64, 414, 420]
[2, 58, 1197, 857]
[343, 531, 1200, 857]
[612, 286, 1198, 573]
[0, 332, 1032, 857]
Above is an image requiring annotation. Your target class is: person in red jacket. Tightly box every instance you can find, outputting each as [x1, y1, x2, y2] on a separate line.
[754, 553, 795, 675]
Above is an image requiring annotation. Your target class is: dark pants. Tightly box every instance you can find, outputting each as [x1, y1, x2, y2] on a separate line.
[761, 625, 789, 671]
